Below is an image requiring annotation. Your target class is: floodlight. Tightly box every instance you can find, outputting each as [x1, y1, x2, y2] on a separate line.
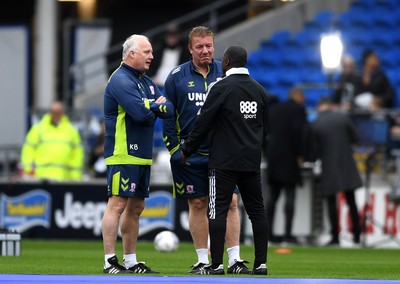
[320, 33, 343, 73]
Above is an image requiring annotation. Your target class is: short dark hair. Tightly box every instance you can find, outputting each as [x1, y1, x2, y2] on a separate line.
[361, 48, 375, 65]
[224, 45, 247, 68]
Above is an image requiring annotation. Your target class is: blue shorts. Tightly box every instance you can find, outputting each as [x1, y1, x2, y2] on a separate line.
[170, 149, 240, 199]
[170, 149, 209, 199]
[106, 165, 151, 198]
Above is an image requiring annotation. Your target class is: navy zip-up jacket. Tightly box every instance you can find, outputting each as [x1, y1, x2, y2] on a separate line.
[162, 60, 223, 155]
[104, 63, 173, 166]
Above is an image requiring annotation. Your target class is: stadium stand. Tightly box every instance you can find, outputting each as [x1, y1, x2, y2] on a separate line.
[246, 0, 400, 108]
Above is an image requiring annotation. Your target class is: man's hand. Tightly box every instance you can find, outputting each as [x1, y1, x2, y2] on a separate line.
[155, 96, 167, 104]
[180, 151, 191, 166]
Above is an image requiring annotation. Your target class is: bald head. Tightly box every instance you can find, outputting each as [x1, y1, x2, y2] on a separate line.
[50, 101, 65, 125]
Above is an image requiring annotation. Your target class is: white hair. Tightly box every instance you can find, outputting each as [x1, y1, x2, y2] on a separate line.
[122, 34, 149, 61]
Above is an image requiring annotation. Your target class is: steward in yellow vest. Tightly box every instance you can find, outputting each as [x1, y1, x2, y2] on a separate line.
[21, 101, 84, 181]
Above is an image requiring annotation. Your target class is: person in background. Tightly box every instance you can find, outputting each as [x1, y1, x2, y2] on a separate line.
[148, 24, 191, 88]
[88, 120, 106, 178]
[310, 96, 362, 246]
[266, 87, 307, 244]
[20, 101, 84, 181]
[332, 55, 362, 111]
[101, 34, 173, 274]
[162, 26, 248, 274]
[355, 49, 395, 110]
[181, 45, 269, 275]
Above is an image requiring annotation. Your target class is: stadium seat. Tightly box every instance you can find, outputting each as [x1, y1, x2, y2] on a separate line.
[295, 30, 321, 50]
[269, 30, 292, 46]
[312, 10, 337, 30]
[247, 50, 264, 70]
[281, 51, 304, 70]
[302, 70, 328, 85]
[387, 69, 400, 88]
[343, 27, 373, 50]
[336, 11, 353, 30]
[267, 86, 289, 101]
[255, 73, 279, 91]
[370, 10, 399, 30]
[302, 49, 321, 69]
[303, 88, 330, 108]
[376, 51, 393, 69]
[371, 33, 395, 52]
[350, 0, 375, 13]
[260, 30, 292, 52]
[246, 0, 400, 111]
[258, 50, 284, 69]
[276, 70, 303, 89]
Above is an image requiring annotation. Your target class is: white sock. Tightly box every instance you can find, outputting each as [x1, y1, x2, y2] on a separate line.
[123, 253, 137, 269]
[196, 248, 209, 264]
[104, 254, 115, 269]
[227, 245, 241, 267]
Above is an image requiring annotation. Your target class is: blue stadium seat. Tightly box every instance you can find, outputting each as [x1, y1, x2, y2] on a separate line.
[247, 50, 264, 70]
[302, 70, 328, 85]
[371, 32, 395, 51]
[269, 30, 292, 46]
[337, 11, 353, 30]
[380, 50, 400, 70]
[250, 0, 400, 111]
[260, 30, 292, 52]
[258, 50, 284, 69]
[342, 27, 373, 50]
[312, 10, 337, 30]
[387, 69, 400, 88]
[303, 88, 330, 108]
[295, 30, 321, 50]
[302, 49, 322, 69]
[256, 74, 279, 92]
[370, 10, 399, 30]
[350, 0, 375, 13]
[276, 70, 303, 89]
[267, 86, 289, 101]
[281, 51, 304, 70]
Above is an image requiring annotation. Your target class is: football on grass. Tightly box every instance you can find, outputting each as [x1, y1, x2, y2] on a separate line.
[154, 230, 179, 252]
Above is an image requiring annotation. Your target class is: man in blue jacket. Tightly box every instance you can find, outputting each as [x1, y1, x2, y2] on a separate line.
[101, 34, 173, 274]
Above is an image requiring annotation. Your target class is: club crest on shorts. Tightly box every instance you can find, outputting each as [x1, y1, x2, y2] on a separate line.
[130, 183, 136, 192]
[186, 185, 194, 194]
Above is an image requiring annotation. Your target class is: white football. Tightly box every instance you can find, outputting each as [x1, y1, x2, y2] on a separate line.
[154, 230, 179, 252]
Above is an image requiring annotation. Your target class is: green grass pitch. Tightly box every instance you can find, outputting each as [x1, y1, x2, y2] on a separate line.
[0, 239, 399, 279]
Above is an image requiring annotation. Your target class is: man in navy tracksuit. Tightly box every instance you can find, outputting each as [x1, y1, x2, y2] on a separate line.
[162, 26, 247, 274]
[181, 45, 269, 275]
[101, 34, 173, 274]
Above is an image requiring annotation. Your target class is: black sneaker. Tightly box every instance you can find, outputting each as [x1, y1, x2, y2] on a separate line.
[103, 255, 129, 274]
[127, 262, 159, 274]
[227, 260, 252, 274]
[188, 262, 207, 274]
[253, 263, 268, 275]
[197, 264, 224, 275]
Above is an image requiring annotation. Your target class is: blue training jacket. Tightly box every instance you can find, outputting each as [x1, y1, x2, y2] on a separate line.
[104, 63, 173, 166]
[162, 60, 223, 155]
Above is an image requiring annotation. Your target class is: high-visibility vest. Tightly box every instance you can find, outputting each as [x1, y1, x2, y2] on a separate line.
[21, 114, 84, 181]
